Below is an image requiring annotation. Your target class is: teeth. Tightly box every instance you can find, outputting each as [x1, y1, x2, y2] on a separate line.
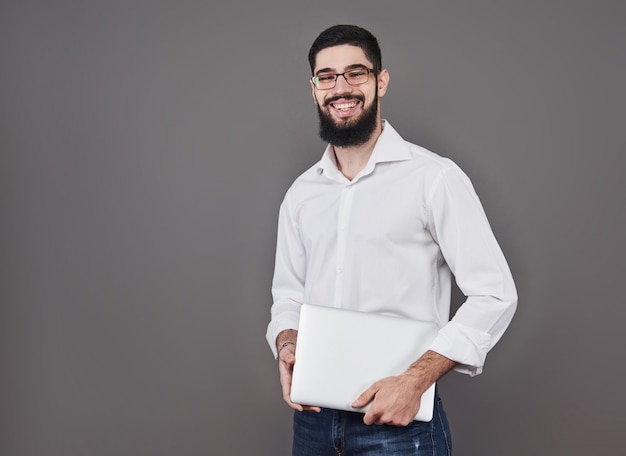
[334, 102, 357, 110]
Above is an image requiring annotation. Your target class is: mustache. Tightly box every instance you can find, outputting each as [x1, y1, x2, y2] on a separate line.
[323, 94, 365, 107]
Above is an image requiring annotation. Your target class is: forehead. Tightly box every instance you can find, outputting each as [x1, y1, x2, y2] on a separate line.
[313, 44, 372, 73]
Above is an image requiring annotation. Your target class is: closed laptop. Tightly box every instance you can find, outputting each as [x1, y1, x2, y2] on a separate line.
[290, 304, 440, 422]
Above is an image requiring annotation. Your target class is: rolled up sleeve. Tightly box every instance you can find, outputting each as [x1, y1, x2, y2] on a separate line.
[426, 164, 518, 376]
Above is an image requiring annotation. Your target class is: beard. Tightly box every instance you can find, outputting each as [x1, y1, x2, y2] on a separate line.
[317, 91, 379, 148]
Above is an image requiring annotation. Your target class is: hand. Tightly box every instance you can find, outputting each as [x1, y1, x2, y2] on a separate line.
[352, 350, 456, 426]
[277, 341, 321, 413]
[352, 372, 424, 426]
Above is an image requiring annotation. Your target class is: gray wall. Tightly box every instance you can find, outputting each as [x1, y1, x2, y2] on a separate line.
[1, 1, 624, 455]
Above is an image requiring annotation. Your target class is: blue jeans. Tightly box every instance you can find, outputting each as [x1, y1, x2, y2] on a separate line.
[292, 394, 452, 455]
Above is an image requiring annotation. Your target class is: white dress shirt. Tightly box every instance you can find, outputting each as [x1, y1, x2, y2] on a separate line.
[266, 121, 517, 376]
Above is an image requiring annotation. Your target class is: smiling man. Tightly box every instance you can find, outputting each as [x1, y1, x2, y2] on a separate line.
[266, 25, 517, 455]
[314, 41, 386, 176]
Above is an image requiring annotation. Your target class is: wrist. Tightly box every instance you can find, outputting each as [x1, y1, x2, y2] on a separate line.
[275, 329, 297, 354]
[405, 350, 456, 386]
[277, 340, 295, 355]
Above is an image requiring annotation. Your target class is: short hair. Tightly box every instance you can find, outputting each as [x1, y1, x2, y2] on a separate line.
[308, 25, 382, 74]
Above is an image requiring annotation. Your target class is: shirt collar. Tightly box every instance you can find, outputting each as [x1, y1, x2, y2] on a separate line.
[317, 120, 412, 181]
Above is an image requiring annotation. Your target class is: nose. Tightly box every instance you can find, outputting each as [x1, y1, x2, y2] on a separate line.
[333, 73, 353, 92]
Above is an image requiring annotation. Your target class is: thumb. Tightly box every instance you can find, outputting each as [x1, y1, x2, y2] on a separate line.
[352, 384, 377, 408]
[279, 347, 296, 366]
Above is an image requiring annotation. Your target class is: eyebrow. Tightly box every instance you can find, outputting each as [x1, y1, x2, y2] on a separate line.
[315, 63, 369, 76]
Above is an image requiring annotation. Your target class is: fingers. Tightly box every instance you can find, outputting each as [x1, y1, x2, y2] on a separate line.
[302, 405, 322, 413]
[352, 384, 379, 425]
[278, 351, 299, 410]
[363, 410, 378, 426]
[277, 348, 321, 413]
[362, 399, 389, 426]
[363, 403, 413, 427]
[279, 372, 321, 413]
[356, 377, 420, 426]
[352, 384, 378, 409]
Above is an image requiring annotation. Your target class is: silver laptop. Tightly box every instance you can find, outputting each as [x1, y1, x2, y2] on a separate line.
[290, 304, 440, 422]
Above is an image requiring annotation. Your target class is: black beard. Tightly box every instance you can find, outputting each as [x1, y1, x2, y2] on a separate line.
[317, 92, 379, 148]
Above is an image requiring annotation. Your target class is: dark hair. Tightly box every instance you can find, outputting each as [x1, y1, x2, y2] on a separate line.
[308, 25, 382, 74]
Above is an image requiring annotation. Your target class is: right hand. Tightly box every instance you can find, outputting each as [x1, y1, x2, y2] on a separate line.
[278, 342, 321, 413]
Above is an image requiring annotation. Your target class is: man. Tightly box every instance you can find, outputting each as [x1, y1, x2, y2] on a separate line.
[266, 25, 517, 455]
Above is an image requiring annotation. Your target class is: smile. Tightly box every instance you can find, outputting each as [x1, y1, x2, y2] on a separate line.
[326, 97, 363, 118]
[333, 101, 359, 111]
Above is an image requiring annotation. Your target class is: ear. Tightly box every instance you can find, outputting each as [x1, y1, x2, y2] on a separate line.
[310, 79, 319, 105]
[377, 69, 390, 97]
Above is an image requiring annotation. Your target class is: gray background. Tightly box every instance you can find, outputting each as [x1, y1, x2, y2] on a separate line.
[1, 1, 624, 455]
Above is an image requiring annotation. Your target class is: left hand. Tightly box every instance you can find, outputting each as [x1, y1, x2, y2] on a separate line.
[352, 350, 456, 426]
[351, 372, 425, 426]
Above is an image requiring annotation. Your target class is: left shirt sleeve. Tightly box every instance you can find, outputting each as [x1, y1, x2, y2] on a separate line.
[426, 163, 518, 376]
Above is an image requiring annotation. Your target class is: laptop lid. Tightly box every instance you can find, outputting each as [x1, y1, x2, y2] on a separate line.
[290, 304, 440, 422]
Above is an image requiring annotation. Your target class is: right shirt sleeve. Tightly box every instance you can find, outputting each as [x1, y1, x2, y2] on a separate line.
[266, 191, 306, 358]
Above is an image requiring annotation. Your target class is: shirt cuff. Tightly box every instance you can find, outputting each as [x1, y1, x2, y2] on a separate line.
[427, 322, 492, 377]
[266, 314, 300, 359]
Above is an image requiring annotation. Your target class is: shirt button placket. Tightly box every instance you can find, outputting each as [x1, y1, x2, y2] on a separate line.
[333, 184, 354, 307]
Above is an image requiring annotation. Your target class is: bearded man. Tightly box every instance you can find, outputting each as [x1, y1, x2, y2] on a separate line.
[266, 24, 517, 455]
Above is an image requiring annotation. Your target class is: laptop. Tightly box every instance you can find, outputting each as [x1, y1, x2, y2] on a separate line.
[290, 304, 440, 422]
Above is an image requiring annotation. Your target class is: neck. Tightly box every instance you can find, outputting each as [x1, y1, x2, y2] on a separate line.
[333, 119, 383, 181]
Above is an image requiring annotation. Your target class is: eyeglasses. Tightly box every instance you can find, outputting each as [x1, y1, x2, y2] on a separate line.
[311, 68, 376, 90]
